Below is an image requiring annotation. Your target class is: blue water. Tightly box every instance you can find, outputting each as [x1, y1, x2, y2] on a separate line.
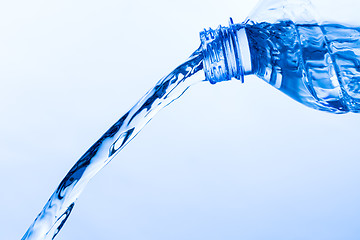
[246, 21, 360, 113]
[22, 20, 360, 240]
[21, 48, 204, 240]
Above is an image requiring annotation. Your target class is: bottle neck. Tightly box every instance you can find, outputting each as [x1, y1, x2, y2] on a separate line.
[200, 21, 252, 84]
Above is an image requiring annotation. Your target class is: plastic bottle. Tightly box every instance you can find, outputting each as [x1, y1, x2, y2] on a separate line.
[200, 0, 360, 113]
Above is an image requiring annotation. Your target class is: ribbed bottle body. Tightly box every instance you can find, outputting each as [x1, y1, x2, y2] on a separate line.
[246, 21, 360, 113]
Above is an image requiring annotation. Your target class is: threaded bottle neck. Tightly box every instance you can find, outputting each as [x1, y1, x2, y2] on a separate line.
[200, 20, 252, 84]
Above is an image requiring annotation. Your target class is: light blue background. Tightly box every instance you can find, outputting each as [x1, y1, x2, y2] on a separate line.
[1, 0, 360, 239]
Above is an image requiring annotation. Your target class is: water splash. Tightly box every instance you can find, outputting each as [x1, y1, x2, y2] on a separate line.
[21, 47, 204, 240]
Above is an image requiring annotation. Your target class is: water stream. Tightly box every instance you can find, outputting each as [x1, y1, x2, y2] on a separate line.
[21, 47, 204, 240]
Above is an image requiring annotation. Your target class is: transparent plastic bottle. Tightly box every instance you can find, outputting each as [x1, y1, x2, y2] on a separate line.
[200, 0, 360, 113]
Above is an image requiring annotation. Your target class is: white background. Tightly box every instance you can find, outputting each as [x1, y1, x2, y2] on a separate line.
[1, 0, 360, 239]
